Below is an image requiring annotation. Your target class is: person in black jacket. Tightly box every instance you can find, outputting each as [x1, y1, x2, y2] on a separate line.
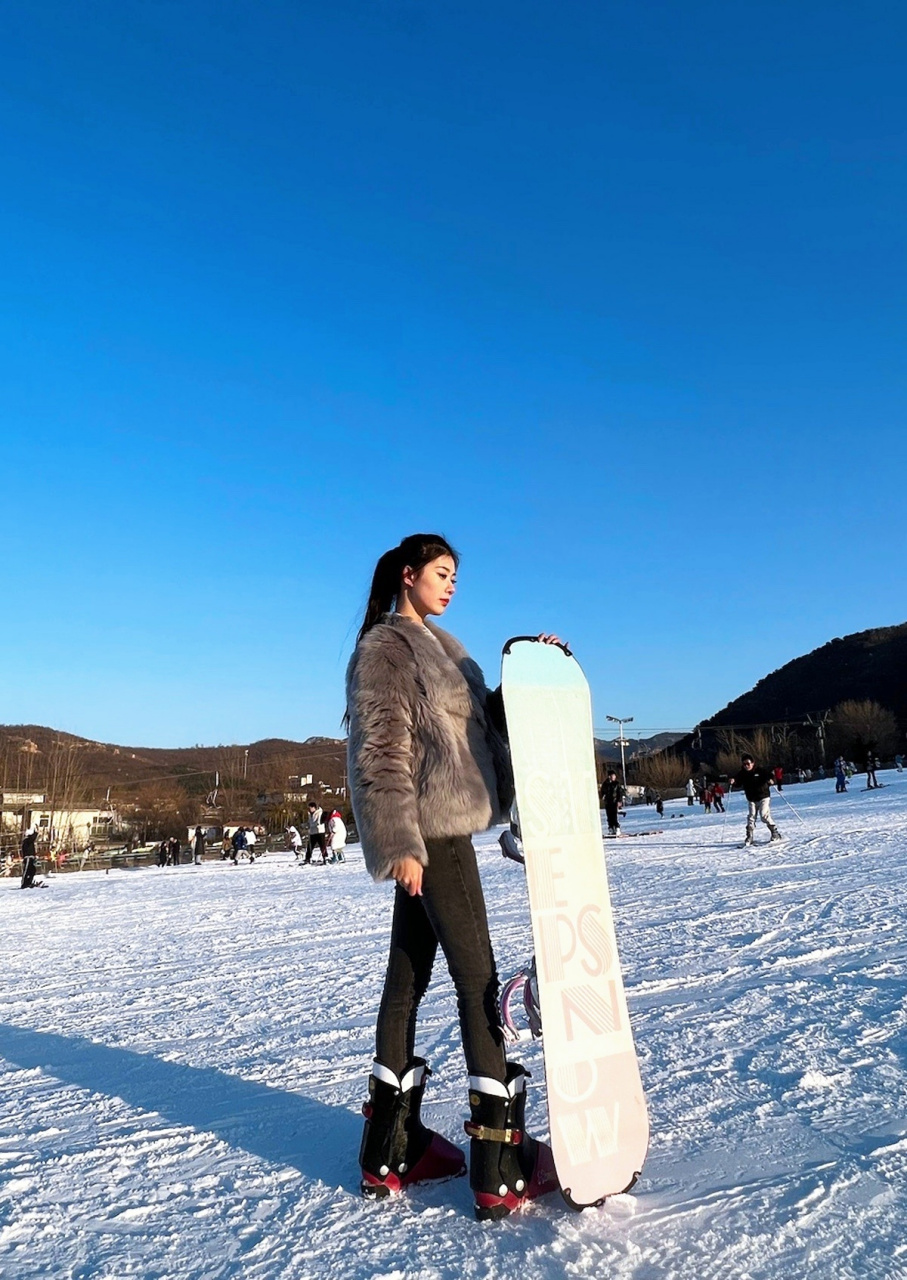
[601, 769, 623, 836]
[20, 827, 38, 888]
[729, 755, 781, 846]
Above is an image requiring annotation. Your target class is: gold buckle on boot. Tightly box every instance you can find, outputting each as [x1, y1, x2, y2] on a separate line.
[464, 1121, 522, 1144]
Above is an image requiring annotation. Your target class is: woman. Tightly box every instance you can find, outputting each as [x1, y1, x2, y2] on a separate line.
[326, 809, 347, 863]
[346, 533, 559, 1219]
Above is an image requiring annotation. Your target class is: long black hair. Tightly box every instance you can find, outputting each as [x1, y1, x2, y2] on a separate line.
[356, 533, 459, 645]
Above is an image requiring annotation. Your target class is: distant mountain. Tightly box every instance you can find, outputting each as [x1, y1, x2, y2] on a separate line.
[0, 725, 347, 799]
[670, 621, 907, 763]
[595, 732, 686, 761]
[703, 622, 907, 728]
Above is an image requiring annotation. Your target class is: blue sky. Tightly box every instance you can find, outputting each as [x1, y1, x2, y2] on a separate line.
[2, 1, 905, 747]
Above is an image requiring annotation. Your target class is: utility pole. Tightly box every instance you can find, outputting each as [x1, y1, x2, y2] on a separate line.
[243, 749, 249, 781]
[606, 714, 634, 788]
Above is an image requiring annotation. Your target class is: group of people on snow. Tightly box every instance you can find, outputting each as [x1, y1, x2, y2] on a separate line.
[685, 776, 727, 813]
[219, 826, 259, 863]
[156, 835, 184, 866]
[287, 801, 347, 865]
[155, 825, 263, 868]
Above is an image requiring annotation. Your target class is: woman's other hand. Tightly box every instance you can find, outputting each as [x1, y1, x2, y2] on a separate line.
[537, 633, 567, 648]
[392, 855, 424, 896]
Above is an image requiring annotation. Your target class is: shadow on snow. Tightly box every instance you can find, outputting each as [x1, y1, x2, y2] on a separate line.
[0, 1022, 362, 1192]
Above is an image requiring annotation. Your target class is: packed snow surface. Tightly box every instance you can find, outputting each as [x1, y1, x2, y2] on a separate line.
[2, 775, 906, 1279]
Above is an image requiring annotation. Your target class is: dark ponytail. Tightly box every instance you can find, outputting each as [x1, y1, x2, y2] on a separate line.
[356, 533, 459, 645]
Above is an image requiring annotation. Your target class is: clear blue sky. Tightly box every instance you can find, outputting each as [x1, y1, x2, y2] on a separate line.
[2, 1, 905, 747]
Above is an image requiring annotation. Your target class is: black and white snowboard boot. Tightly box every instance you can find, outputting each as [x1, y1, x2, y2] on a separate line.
[744, 833, 755, 847]
[770, 827, 783, 842]
[465, 1063, 559, 1220]
[359, 1059, 466, 1198]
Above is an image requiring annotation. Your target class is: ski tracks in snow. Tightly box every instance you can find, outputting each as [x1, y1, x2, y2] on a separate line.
[1, 776, 906, 1278]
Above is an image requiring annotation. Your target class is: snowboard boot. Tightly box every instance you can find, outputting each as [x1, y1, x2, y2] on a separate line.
[359, 1059, 466, 1198]
[770, 827, 783, 842]
[744, 832, 755, 846]
[465, 1063, 559, 1220]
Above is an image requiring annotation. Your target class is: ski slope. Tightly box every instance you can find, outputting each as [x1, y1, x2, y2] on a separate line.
[1, 774, 905, 1279]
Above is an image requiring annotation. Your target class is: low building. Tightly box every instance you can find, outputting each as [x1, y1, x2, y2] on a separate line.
[0, 794, 117, 848]
[0, 791, 48, 831]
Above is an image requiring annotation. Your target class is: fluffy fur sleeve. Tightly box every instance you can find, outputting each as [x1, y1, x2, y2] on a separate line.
[346, 635, 429, 882]
[428, 623, 514, 814]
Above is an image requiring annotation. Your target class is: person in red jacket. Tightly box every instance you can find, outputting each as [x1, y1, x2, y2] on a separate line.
[773, 766, 784, 792]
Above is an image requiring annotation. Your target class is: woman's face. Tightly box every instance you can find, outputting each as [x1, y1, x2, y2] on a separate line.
[403, 555, 457, 618]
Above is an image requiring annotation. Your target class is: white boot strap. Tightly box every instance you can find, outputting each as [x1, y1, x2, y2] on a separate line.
[507, 1073, 527, 1098]
[371, 1061, 401, 1089]
[469, 1074, 509, 1099]
[399, 1063, 426, 1092]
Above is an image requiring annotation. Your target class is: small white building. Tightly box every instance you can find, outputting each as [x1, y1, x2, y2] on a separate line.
[0, 791, 48, 832]
[24, 804, 115, 848]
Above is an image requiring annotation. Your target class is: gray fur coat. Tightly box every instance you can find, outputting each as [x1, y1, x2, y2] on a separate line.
[346, 613, 513, 882]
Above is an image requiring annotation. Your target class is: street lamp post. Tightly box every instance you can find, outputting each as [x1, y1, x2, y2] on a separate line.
[606, 714, 634, 788]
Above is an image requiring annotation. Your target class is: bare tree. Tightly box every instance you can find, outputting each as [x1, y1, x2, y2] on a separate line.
[714, 728, 780, 777]
[42, 739, 90, 852]
[633, 752, 693, 791]
[130, 781, 200, 843]
[827, 700, 899, 761]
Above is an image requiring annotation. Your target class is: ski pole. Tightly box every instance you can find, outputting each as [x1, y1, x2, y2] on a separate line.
[775, 787, 807, 824]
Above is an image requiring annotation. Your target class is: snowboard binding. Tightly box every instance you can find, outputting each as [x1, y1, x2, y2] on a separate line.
[500, 958, 543, 1044]
[498, 828, 525, 865]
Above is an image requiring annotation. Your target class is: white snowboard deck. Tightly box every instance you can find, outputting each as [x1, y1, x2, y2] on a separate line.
[502, 639, 649, 1206]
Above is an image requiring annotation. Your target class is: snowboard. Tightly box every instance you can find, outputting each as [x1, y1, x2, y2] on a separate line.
[500, 637, 649, 1208]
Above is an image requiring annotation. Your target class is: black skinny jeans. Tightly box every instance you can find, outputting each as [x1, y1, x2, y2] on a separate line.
[375, 835, 507, 1082]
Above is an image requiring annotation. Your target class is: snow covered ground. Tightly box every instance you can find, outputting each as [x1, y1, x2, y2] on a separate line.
[2, 774, 906, 1279]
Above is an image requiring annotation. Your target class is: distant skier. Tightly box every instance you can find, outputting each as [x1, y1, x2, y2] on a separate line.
[287, 824, 303, 862]
[655, 793, 664, 817]
[157, 839, 168, 868]
[773, 766, 784, 792]
[245, 828, 258, 861]
[895, 753, 903, 772]
[20, 826, 38, 889]
[601, 769, 623, 836]
[346, 532, 559, 1216]
[865, 753, 880, 789]
[712, 781, 726, 813]
[192, 826, 206, 864]
[326, 809, 347, 862]
[231, 826, 247, 861]
[834, 752, 849, 793]
[729, 754, 781, 846]
[685, 778, 696, 807]
[168, 835, 181, 866]
[306, 802, 327, 863]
